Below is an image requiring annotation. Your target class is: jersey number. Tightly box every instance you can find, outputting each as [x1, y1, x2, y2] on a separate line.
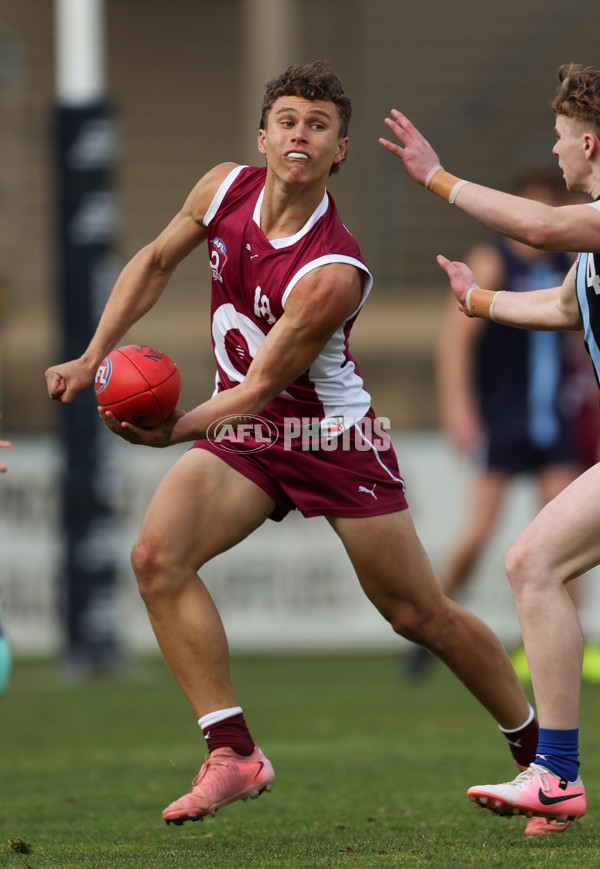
[586, 254, 600, 296]
[254, 286, 276, 324]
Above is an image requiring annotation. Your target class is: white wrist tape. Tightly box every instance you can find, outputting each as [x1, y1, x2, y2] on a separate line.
[449, 179, 469, 205]
[466, 286, 499, 321]
[465, 287, 477, 316]
[425, 164, 444, 189]
[489, 290, 503, 323]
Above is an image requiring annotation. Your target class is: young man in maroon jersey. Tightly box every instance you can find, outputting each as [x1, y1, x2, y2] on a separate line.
[46, 61, 535, 827]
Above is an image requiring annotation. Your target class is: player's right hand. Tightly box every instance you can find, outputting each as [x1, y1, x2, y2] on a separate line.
[45, 360, 95, 404]
[436, 255, 479, 315]
[379, 110, 441, 185]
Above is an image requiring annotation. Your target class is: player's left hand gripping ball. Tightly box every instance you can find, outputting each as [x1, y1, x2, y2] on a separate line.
[94, 345, 182, 428]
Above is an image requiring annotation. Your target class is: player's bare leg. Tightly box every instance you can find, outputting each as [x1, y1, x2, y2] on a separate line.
[537, 462, 585, 630]
[132, 449, 275, 716]
[537, 463, 600, 692]
[467, 464, 600, 825]
[130, 448, 277, 822]
[330, 509, 531, 730]
[505, 464, 600, 728]
[509, 461, 582, 683]
[500, 462, 585, 823]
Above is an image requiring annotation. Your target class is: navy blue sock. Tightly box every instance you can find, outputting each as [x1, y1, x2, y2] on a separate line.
[536, 728, 580, 782]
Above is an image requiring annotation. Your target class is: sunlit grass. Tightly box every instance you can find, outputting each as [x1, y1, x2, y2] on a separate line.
[1, 653, 597, 868]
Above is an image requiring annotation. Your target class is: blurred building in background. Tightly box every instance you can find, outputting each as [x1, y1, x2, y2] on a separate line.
[1, 0, 600, 660]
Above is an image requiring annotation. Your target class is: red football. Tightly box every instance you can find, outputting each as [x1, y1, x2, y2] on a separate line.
[94, 344, 182, 428]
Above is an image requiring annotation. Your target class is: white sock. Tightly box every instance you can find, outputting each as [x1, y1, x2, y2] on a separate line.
[198, 705, 243, 731]
[498, 703, 535, 734]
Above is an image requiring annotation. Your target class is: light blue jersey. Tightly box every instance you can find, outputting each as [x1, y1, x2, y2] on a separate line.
[575, 201, 600, 389]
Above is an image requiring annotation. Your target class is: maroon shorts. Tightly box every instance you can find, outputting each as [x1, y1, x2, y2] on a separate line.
[193, 410, 409, 521]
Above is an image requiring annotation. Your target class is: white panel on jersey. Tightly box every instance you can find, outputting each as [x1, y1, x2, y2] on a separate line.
[252, 187, 329, 247]
[212, 303, 266, 384]
[280, 253, 373, 313]
[203, 165, 247, 227]
[307, 322, 371, 422]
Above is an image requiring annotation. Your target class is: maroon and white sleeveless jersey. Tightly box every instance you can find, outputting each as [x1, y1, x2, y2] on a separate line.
[203, 165, 373, 430]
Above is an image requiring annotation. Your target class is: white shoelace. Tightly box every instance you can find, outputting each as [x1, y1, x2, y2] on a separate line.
[511, 762, 553, 791]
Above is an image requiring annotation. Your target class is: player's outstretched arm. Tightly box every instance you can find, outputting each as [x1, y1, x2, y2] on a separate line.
[45, 162, 237, 405]
[379, 111, 600, 252]
[437, 254, 582, 331]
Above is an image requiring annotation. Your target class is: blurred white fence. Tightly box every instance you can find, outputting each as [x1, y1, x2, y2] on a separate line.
[2, 432, 599, 658]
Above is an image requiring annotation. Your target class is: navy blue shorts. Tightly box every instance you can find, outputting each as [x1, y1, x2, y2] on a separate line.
[477, 426, 579, 474]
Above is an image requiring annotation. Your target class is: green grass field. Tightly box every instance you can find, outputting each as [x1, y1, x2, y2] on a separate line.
[1, 652, 598, 868]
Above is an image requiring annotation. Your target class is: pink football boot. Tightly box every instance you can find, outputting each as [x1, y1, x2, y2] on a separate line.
[163, 746, 275, 825]
[468, 763, 585, 823]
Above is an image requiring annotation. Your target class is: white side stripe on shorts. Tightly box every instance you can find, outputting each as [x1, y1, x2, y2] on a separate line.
[354, 425, 406, 490]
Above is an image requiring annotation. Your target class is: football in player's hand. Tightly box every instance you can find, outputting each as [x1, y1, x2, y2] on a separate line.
[94, 345, 181, 428]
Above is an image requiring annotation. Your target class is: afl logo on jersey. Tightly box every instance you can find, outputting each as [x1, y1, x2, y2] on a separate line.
[94, 357, 112, 394]
[210, 237, 228, 283]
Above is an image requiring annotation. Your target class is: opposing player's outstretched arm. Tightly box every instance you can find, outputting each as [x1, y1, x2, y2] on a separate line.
[101, 263, 364, 447]
[437, 255, 582, 331]
[45, 162, 237, 404]
[379, 110, 600, 252]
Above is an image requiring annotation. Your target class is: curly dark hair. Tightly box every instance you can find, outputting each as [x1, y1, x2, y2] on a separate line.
[552, 63, 600, 135]
[259, 61, 351, 175]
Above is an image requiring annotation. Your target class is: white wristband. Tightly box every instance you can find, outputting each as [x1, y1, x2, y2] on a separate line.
[466, 286, 477, 316]
[449, 179, 469, 205]
[466, 286, 501, 321]
[489, 290, 503, 323]
[425, 164, 443, 189]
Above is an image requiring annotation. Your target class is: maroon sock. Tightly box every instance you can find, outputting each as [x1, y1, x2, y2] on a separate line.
[201, 712, 255, 757]
[502, 716, 539, 768]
